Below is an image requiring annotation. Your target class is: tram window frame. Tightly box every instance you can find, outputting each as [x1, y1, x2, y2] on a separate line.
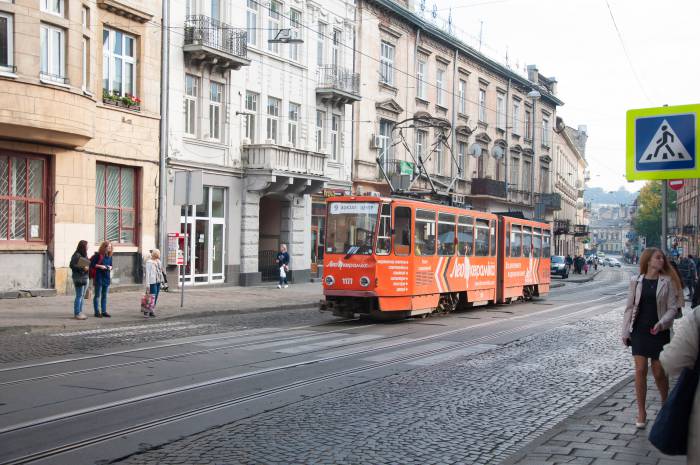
[457, 215, 473, 256]
[489, 220, 497, 256]
[475, 218, 490, 257]
[522, 225, 532, 258]
[376, 203, 392, 256]
[533, 228, 542, 258]
[393, 206, 411, 256]
[510, 224, 522, 257]
[437, 212, 456, 256]
[505, 223, 511, 256]
[414, 209, 436, 256]
[542, 229, 551, 257]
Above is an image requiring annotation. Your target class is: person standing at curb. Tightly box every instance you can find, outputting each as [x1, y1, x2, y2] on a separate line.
[277, 244, 289, 289]
[69, 240, 90, 320]
[659, 306, 699, 464]
[90, 241, 113, 318]
[621, 247, 682, 429]
[144, 249, 164, 317]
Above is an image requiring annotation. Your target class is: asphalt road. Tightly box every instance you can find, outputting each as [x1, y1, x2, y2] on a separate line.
[0, 267, 634, 465]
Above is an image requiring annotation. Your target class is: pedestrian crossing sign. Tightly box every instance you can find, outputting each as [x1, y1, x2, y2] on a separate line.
[626, 104, 700, 180]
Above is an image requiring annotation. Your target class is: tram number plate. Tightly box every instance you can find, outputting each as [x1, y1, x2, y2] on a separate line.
[342, 278, 353, 285]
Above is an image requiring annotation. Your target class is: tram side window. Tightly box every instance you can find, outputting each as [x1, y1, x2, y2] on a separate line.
[414, 209, 436, 256]
[457, 216, 473, 256]
[437, 213, 456, 256]
[510, 224, 522, 257]
[376, 204, 391, 255]
[490, 220, 497, 256]
[542, 230, 551, 257]
[522, 226, 532, 258]
[505, 224, 510, 256]
[533, 228, 542, 258]
[393, 206, 411, 256]
[475, 219, 489, 256]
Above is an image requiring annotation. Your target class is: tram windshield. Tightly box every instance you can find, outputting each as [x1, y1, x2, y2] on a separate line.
[325, 202, 379, 255]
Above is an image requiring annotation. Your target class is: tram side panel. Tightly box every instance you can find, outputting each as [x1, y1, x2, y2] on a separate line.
[499, 216, 552, 301]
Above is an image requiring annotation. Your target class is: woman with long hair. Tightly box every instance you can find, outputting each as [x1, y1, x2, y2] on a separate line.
[621, 247, 682, 428]
[90, 241, 113, 318]
[69, 240, 89, 320]
[144, 249, 164, 317]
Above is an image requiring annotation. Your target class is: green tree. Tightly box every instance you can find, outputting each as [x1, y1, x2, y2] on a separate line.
[632, 181, 676, 248]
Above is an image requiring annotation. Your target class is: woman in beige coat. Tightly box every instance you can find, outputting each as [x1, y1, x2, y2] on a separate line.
[621, 247, 682, 428]
[659, 307, 699, 464]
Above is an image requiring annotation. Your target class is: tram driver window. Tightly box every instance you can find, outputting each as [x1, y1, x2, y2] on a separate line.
[510, 225, 522, 257]
[393, 206, 411, 256]
[533, 228, 542, 258]
[414, 209, 436, 256]
[457, 216, 473, 256]
[437, 213, 456, 256]
[475, 219, 489, 256]
[376, 204, 391, 255]
[542, 230, 551, 257]
[523, 226, 532, 258]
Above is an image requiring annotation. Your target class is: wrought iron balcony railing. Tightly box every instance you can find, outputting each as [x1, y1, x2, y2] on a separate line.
[536, 192, 562, 211]
[316, 65, 361, 104]
[184, 15, 249, 68]
[554, 219, 570, 235]
[573, 224, 589, 237]
[470, 178, 506, 198]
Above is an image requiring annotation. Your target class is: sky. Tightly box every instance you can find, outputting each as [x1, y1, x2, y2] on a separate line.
[428, 0, 700, 193]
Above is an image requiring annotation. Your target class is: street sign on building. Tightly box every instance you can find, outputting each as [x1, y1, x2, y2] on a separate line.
[626, 104, 700, 180]
[669, 179, 684, 191]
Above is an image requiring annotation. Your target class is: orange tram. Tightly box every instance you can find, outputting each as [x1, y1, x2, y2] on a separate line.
[320, 195, 552, 319]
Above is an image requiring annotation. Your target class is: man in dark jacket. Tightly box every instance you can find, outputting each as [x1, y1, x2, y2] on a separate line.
[679, 255, 698, 303]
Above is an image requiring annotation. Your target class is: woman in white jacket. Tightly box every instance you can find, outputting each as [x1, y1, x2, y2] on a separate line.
[659, 307, 700, 464]
[144, 249, 164, 317]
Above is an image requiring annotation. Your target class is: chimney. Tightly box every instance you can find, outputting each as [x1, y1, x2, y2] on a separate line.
[548, 77, 557, 94]
[527, 64, 539, 83]
[578, 125, 587, 135]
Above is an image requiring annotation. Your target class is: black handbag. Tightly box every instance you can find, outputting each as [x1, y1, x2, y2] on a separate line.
[648, 341, 700, 455]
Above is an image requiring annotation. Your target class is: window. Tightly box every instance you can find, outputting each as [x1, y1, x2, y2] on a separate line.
[81, 6, 90, 28]
[184, 74, 198, 137]
[457, 216, 473, 256]
[95, 163, 137, 244]
[246, 0, 258, 46]
[376, 204, 391, 255]
[378, 119, 394, 171]
[540, 164, 550, 193]
[437, 213, 455, 256]
[103, 28, 136, 97]
[266, 97, 280, 143]
[393, 206, 411, 256]
[40, 23, 65, 83]
[288, 102, 299, 147]
[522, 159, 532, 191]
[475, 219, 489, 256]
[380, 41, 394, 85]
[210, 0, 221, 21]
[542, 231, 551, 258]
[458, 142, 467, 179]
[477, 149, 486, 178]
[478, 89, 486, 122]
[533, 229, 542, 258]
[185, 0, 193, 17]
[244, 91, 257, 142]
[490, 220, 497, 256]
[524, 109, 532, 139]
[1, 13, 14, 71]
[209, 81, 223, 141]
[41, 0, 64, 17]
[289, 9, 302, 61]
[436, 68, 445, 106]
[267, 0, 281, 54]
[331, 29, 341, 68]
[542, 116, 550, 146]
[416, 129, 427, 161]
[510, 224, 521, 257]
[435, 139, 443, 175]
[522, 226, 532, 257]
[331, 115, 339, 161]
[496, 93, 505, 129]
[325, 202, 378, 255]
[81, 37, 89, 89]
[316, 110, 325, 151]
[416, 60, 427, 99]
[317, 22, 325, 66]
[512, 101, 521, 135]
[459, 79, 466, 114]
[510, 156, 519, 189]
[0, 155, 46, 242]
[414, 209, 435, 256]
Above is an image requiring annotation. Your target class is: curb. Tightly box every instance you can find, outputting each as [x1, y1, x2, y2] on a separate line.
[498, 373, 635, 465]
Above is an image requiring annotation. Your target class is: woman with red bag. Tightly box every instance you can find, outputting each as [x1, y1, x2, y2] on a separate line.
[144, 249, 164, 317]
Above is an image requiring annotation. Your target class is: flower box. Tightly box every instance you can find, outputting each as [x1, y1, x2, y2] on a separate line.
[102, 98, 141, 112]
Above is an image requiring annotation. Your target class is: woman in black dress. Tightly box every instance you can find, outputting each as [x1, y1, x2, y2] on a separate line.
[621, 247, 682, 428]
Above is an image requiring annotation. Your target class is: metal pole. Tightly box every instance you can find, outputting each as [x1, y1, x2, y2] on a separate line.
[181, 172, 190, 308]
[662, 179, 668, 253]
[158, 0, 170, 253]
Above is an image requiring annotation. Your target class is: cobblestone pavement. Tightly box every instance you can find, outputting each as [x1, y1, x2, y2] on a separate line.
[503, 377, 685, 465]
[114, 308, 636, 465]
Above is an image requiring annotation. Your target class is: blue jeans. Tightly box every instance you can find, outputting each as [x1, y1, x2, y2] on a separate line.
[149, 283, 161, 306]
[279, 273, 288, 286]
[73, 284, 86, 316]
[93, 285, 109, 315]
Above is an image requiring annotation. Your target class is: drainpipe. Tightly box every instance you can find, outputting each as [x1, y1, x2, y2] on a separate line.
[158, 0, 170, 253]
[451, 47, 457, 183]
[351, 6, 357, 193]
[504, 78, 510, 203]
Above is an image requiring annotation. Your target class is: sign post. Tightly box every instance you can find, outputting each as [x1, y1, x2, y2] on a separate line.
[173, 170, 204, 307]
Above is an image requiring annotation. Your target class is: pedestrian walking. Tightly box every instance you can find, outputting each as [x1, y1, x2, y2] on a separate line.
[277, 244, 290, 289]
[621, 247, 682, 429]
[144, 249, 164, 317]
[69, 240, 90, 320]
[659, 307, 700, 464]
[565, 254, 573, 274]
[679, 255, 697, 303]
[90, 241, 113, 318]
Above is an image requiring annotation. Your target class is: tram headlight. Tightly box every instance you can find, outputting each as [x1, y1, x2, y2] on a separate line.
[359, 276, 370, 287]
[325, 275, 335, 286]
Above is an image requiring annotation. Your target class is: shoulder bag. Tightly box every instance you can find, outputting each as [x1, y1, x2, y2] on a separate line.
[648, 335, 700, 455]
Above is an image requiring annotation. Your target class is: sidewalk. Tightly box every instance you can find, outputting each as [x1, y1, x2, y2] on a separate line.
[0, 282, 323, 334]
[501, 375, 685, 465]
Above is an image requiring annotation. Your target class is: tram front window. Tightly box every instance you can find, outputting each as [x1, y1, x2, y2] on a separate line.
[326, 202, 379, 255]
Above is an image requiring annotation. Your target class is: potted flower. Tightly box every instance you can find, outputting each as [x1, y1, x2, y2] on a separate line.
[102, 90, 141, 111]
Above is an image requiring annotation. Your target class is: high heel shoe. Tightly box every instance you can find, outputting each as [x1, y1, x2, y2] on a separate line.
[635, 419, 647, 429]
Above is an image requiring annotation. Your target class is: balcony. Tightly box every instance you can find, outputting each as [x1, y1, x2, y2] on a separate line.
[536, 192, 562, 211]
[573, 224, 589, 237]
[242, 144, 327, 196]
[184, 15, 250, 70]
[554, 219, 570, 235]
[470, 178, 506, 198]
[507, 188, 532, 205]
[316, 66, 361, 105]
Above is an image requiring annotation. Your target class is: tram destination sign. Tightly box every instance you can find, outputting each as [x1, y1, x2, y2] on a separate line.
[329, 202, 379, 215]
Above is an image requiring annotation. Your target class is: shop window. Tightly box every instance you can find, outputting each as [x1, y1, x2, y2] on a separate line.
[0, 155, 46, 242]
[95, 163, 137, 244]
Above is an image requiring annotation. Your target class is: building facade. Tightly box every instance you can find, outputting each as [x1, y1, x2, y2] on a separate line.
[0, 0, 161, 295]
[676, 178, 700, 256]
[590, 220, 630, 255]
